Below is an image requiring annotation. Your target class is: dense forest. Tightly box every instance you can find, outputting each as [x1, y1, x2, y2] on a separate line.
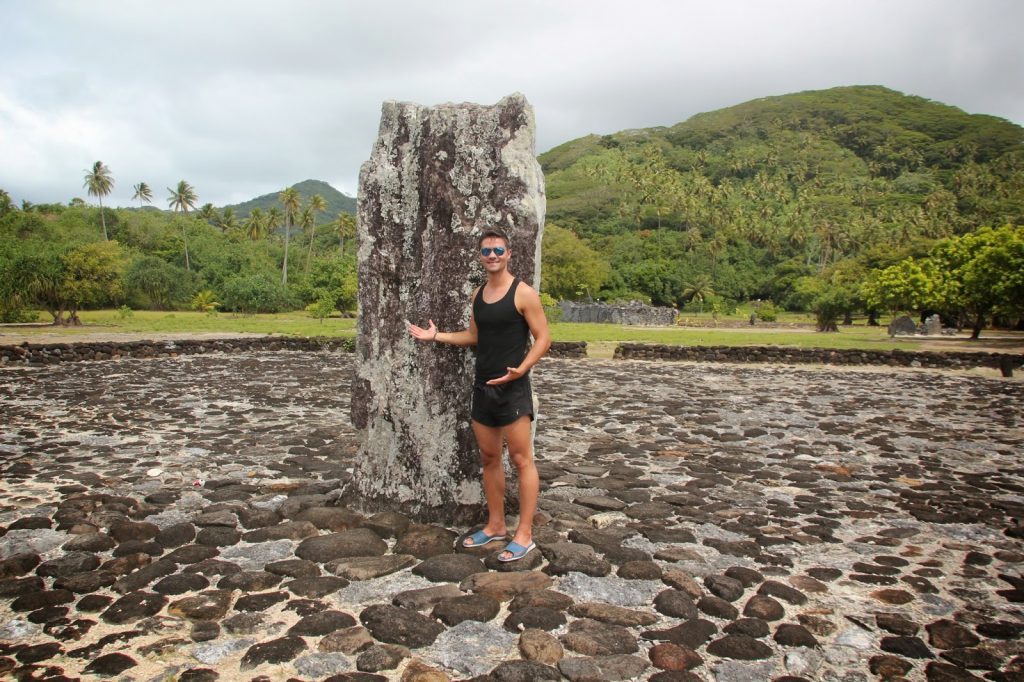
[539, 86, 1023, 332]
[2, 86, 1022, 335]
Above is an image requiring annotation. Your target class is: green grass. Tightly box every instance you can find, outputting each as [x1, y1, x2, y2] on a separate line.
[12, 310, 358, 338]
[550, 322, 923, 351]
[5, 309, 928, 353]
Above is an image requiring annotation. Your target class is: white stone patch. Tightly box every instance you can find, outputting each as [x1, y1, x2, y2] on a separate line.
[420, 620, 518, 677]
[555, 572, 662, 607]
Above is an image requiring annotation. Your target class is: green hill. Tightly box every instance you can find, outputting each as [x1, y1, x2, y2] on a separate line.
[538, 85, 1024, 307]
[224, 179, 355, 224]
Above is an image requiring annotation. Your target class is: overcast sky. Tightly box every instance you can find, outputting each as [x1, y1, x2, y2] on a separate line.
[3, 0, 1022, 208]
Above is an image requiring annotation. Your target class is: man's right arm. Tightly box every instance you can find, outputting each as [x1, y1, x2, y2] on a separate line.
[407, 318, 478, 346]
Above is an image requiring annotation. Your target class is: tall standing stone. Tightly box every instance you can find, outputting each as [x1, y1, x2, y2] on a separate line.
[350, 94, 545, 524]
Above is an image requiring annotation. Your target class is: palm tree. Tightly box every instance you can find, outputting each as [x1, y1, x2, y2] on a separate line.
[245, 208, 267, 242]
[217, 207, 239, 233]
[681, 275, 715, 314]
[303, 194, 327, 274]
[168, 180, 198, 270]
[278, 186, 301, 284]
[83, 161, 114, 240]
[333, 212, 356, 258]
[266, 207, 282, 241]
[198, 203, 218, 224]
[0, 189, 14, 216]
[131, 182, 153, 206]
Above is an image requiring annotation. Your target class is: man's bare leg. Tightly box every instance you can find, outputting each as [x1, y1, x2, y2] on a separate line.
[469, 420, 508, 543]
[499, 415, 538, 559]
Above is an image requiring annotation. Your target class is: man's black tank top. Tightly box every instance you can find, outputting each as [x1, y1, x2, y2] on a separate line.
[473, 278, 529, 382]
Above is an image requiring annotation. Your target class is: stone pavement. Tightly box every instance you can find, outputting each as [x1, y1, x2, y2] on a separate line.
[0, 351, 1022, 681]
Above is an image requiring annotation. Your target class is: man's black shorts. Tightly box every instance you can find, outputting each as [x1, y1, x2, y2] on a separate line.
[471, 376, 534, 428]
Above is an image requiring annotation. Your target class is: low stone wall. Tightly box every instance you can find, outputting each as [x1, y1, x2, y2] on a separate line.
[613, 342, 1023, 372]
[558, 301, 676, 326]
[0, 338, 588, 365]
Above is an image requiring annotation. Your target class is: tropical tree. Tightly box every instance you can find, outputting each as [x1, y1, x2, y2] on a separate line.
[278, 186, 301, 284]
[198, 203, 218, 224]
[333, 212, 356, 258]
[217, 207, 239, 233]
[304, 194, 328, 273]
[168, 180, 198, 270]
[131, 182, 153, 206]
[540, 224, 610, 300]
[681, 275, 716, 313]
[245, 208, 267, 242]
[83, 161, 114, 240]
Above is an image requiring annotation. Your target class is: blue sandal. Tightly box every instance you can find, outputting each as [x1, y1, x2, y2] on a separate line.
[498, 540, 536, 562]
[462, 529, 506, 548]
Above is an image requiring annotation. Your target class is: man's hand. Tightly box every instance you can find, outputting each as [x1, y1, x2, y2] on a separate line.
[407, 319, 438, 342]
[485, 366, 524, 385]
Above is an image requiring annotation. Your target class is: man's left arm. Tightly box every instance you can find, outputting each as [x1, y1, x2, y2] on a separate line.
[485, 285, 552, 386]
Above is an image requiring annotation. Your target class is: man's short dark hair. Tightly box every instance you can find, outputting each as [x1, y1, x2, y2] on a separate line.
[478, 229, 510, 248]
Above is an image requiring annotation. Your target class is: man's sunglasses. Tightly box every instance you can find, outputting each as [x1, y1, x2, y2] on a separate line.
[480, 246, 506, 257]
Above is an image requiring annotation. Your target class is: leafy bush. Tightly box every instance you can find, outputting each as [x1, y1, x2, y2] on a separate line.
[539, 292, 563, 323]
[221, 273, 297, 314]
[754, 301, 779, 322]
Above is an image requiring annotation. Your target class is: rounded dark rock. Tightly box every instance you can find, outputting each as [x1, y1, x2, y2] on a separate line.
[724, 618, 770, 637]
[36, 552, 101, 578]
[288, 609, 358, 636]
[743, 594, 786, 621]
[0, 575, 44, 598]
[111, 540, 163, 557]
[0, 553, 41, 579]
[296, 528, 388, 562]
[876, 612, 921, 635]
[167, 590, 234, 621]
[109, 520, 159, 543]
[190, 621, 221, 642]
[502, 605, 565, 632]
[758, 580, 808, 605]
[881, 635, 935, 659]
[152, 573, 210, 595]
[164, 544, 219, 565]
[54, 570, 117, 594]
[617, 560, 663, 580]
[178, 668, 220, 681]
[235, 591, 290, 612]
[391, 524, 456, 559]
[240, 635, 308, 669]
[649, 642, 703, 671]
[283, 575, 349, 598]
[940, 647, 1001, 671]
[805, 566, 842, 581]
[9, 516, 53, 530]
[869, 654, 914, 677]
[559, 618, 639, 656]
[63, 533, 116, 553]
[83, 652, 137, 676]
[12, 589, 75, 612]
[15, 642, 63, 664]
[697, 594, 739, 620]
[356, 644, 410, 672]
[28, 606, 69, 624]
[359, 604, 445, 648]
[195, 526, 241, 547]
[217, 570, 283, 592]
[774, 623, 819, 647]
[642, 619, 718, 649]
[976, 620, 1024, 639]
[223, 612, 265, 635]
[927, 619, 981, 650]
[724, 566, 764, 588]
[705, 634, 774, 660]
[653, 589, 698, 619]
[924, 660, 986, 680]
[413, 553, 486, 583]
[76, 594, 114, 612]
[705, 575, 745, 602]
[489, 660, 561, 681]
[426, 593, 500, 627]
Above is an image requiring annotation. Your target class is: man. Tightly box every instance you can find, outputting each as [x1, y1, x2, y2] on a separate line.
[407, 229, 551, 561]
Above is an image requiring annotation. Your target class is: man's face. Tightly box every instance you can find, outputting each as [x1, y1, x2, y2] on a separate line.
[479, 237, 510, 272]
